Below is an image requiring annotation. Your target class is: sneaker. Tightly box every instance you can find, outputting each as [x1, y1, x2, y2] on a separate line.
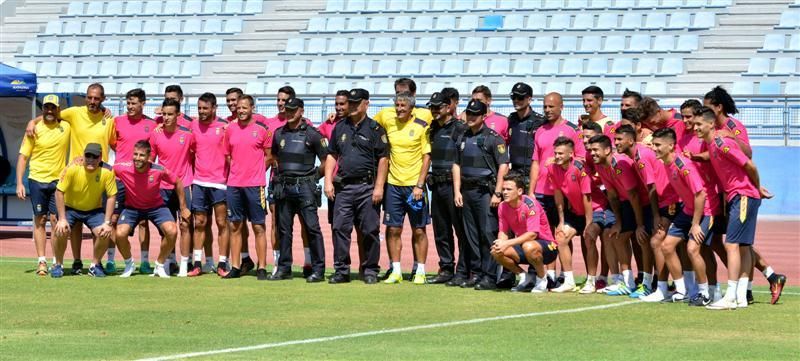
[152, 265, 171, 278]
[120, 262, 136, 278]
[706, 298, 737, 310]
[221, 267, 241, 279]
[50, 264, 64, 278]
[737, 299, 749, 309]
[302, 264, 313, 278]
[552, 281, 577, 293]
[640, 289, 668, 303]
[241, 257, 255, 275]
[668, 292, 686, 303]
[71, 260, 83, 275]
[412, 273, 426, 285]
[546, 276, 560, 290]
[216, 262, 229, 277]
[606, 282, 631, 296]
[629, 284, 652, 299]
[36, 261, 48, 276]
[383, 272, 403, 284]
[168, 262, 179, 276]
[139, 261, 153, 275]
[511, 280, 535, 293]
[257, 268, 269, 281]
[187, 266, 202, 277]
[594, 278, 607, 293]
[104, 261, 116, 275]
[89, 264, 106, 278]
[688, 294, 711, 307]
[531, 280, 548, 293]
[578, 282, 596, 294]
[768, 273, 787, 305]
[202, 262, 215, 274]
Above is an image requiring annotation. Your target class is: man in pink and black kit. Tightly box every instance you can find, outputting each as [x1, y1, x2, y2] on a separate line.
[154, 85, 193, 128]
[222, 95, 272, 280]
[111, 88, 157, 274]
[464, 85, 509, 143]
[150, 99, 195, 277]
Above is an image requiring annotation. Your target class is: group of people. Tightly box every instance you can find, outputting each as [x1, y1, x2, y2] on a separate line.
[17, 78, 787, 310]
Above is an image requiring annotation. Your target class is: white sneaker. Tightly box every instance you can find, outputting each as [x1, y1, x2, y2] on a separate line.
[706, 298, 737, 310]
[119, 262, 136, 278]
[579, 282, 596, 294]
[736, 299, 749, 309]
[531, 280, 548, 293]
[640, 289, 667, 303]
[178, 262, 188, 277]
[600, 283, 620, 294]
[552, 281, 577, 293]
[153, 265, 171, 278]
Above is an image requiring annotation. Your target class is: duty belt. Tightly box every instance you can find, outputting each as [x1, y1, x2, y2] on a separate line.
[276, 175, 317, 185]
[429, 173, 452, 184]
[340, 175, 374, 185]
[461, 177, 492, 189]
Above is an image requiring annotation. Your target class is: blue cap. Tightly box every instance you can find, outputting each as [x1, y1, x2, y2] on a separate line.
[406, 193, 424, 211]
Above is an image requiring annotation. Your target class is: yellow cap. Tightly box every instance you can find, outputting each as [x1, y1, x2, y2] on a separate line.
[42, 94, 60, 107]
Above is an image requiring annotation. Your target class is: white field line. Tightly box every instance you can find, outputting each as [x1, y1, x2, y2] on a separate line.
[137, 301, 638, 361]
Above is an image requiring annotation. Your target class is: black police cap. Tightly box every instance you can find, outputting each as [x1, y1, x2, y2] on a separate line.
[426, 92, 450, 107]
[509, 82, 533, 98]
[348, 88, 370, 102]
[465, 100, 487, 115]
[285, 97, 304, 109]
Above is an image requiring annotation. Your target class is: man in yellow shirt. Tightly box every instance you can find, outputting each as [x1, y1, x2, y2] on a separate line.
[373, 78, 433, 125]
[16, 95, 71, 276]
[53, 143, 118, 278]
[379, 92, 432, 285]
[25, 83, 117, 275]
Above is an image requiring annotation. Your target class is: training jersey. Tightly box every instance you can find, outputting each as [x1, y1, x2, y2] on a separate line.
[665, 155, 719, 217]
[603, 120, 621, 140]
[631, 144, 677, 208]
[681, 135, 722, 197]
[596, 154, 648, 203]
[19, 121, 70, 183]
[113, 162, 176, 209]
[59, 106, 116, 162]
[532, 118, 585, 195]
[150, 125, 195, 190]
[318, 116, 344, 140]
[716, 116, 750, 147]
[191, 118, 228, 188]
[548, 159, 606, 215]
[378, 116, 432, 186]
[374, 106, 433, 126]
[113, 114, 156, 164]
[498, 195, 554, 242]
[57, 162, 117, 211]
[154, 112, 193, 129]
[484, 112, 509, 144]
[227, 113, 270, 125]
[225, 120, 271, 187]
[707, 136, 760, 202]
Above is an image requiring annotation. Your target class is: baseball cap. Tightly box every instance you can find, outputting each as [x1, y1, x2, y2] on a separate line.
[285, 97, 304, 109]
[84, 143, 102, 157]
[42, 94, 60, 107]
[426, 92, 450, 107]
[509, 82, 533, 98]
[406, 193, 424, 212]
[465, 100, 487, 115]
[347, 88, 370, 102]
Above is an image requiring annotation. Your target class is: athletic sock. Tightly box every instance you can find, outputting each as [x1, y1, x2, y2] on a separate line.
[737, 277, 749, 304]
[219, 255, 228, 264]
[518, 272, 528, 286]
[206, 256, 213, 266]
[124, 258, 133, 265]
[748, 281, 753, 291]
[642, 272, 653, 289]
[179, 256, 189, 274]
[725, 280, 737, 301]
[107, 248, 116, 262]
[564, 271, 575, 285]
[38, 256, 46, 263]
[586, 275, 597, 285]
[140, 250, 149, 264]
[241, 252, 250, 259]
[193, 250, 203, 265]
[546, 269, 556, 280]
[762, 266, 774, 279]
[415, 263, 425, 275]
[683, 271, 697, 297]
[391, 262, 402, 275]
[674, 278, 687, 296]
[715, 283, 722, 299]
[698, 282, 709, 298]
[657, 281, 669, 295]
[303, 247, 311, 265]
[622, 269, 633, 288]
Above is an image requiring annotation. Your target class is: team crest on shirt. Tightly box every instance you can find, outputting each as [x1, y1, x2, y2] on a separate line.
[409, 129, 415, 137]
[381, 134, 388, 144]
[95, 174, 100, 182]
[580, 171, 587, 177]
[36, 204, 42, 212]
[615, 168, 622, 175]
[528, 209, 536, 216]
[251, 130, 258, 138]
[215, 127, 221, 135]
[683, 169, 690, 176]
[497, 144, 506, 154]
[148, 174, 155, 183]
[321, 138, 328, 148]
[179, 134, 185, 144]
[722, 146, 730, 153]
[341, 133, 347, 143]
[58, 125, 64, 133]
[571, 174, 577, 181]
[638, 162, 645, 169]
[266, 130, 272, 138]
[385, 213, 391, 222]
[144, 126, 150, 133]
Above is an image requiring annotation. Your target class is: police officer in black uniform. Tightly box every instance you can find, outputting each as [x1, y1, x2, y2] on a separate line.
[425, 92, 468, 285]
[453, 100, 509, 291]
[507, 82, 547, 188]
[267, 98, 328, 282]
[324, 89, 389, 284]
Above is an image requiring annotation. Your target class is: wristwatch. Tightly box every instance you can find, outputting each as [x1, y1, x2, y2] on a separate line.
[415, 183, 425, 189]
[494, 191, 502, 198]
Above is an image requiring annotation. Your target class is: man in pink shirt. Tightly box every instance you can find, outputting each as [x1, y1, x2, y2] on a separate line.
[580, 85, 615, 131]
[111, 88, 157, 274]
[648, 127, 720, 305]
[150, 99, 196, 277]
[548, 136, 612, 293]
[154, 85, 193, 128]
[114, 140, 188, 278]
[189, 93, 230, 277]
[588, 134, 648, 295]
[491, 173, 558, 293]
[461, 85, 509, 143]
[222, 95, 272, 280]
[696, 108, 771, 310]
[639, 97, 687, 139]
[704, 86, 751, 158]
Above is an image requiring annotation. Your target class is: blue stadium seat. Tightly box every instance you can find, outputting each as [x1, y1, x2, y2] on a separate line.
[41, 40, 59, 55]
[163, 60, 181, 75]
[37, 83, 54, 93]
[637, 0, 660, 8]
[286, 60, 307, 76]
[62, 40, 80, 56]
[388, 0, 408, 11]
[604, 35, 625, 52]
[352, 59, 373, 75]
[660, 58, 683, 75]
[643, 13, 666, 29]
[327, 17, 346, 31]
[245, 81, 264, 94]
[98, 61, 118, 76]
[104, 19, 122, 34]
[573, 13, 594, 29]
[653, 35, 674, 51]
[409, 0, 428, 12]
[85, 1, 104, 16]
[204, 0, 223, 13]
[747, 58, 769, 75]
[480, 15, 504, 31]
[628, 34, 651, 52]
[226, 19, 243, 33]
[758, 81, 781, 94]
[785, 80, 800, 94]
[693, 12, 716, 28]
[668, 12, 691, 29]
[369, 16, 390, 31]
[78, 61, 98, 77]
[497, 0, 519, 8]
[55, 82, 76, 93]
[44, 20, 61, 35]
[84, 20, 102, 34]
[308, 81, 329, 95]
[350, 37, 370, 54]
[164, 0, 183, 13]
[307, 18, 326, 32]
[376, 59, 397, 75]
[326, 0, 345, 12]
[125, 19, 143, 34]
[377, 81, 395, 95]
[543, 0, 562, 9]
[101, 40, 120, 55]
[586, 58, 608, 75]
[533, 36, 554, 53]
[365, 0, 386, 12]
[442, 59, 464, 75]
[184, 0, 203, 14]
[22, 41, 38, 55]
[561, 58, 583, 75]
[439, 37, 459, 53]
[140, 60, 159, 76]
[81, 40, 99, 55]
[508, 36, 529, 52]
[399, 59, 420, 74]
[612, 0, 635, 9]
[545, 81, 566, 94]
[265, 60, 283, 75]
[285, 38, 304, 53]
[431, 0, 450, 11]
[610, 58, 633, 75]
[683, 0, 704, 7]
[503, 14, 524, 30]
[512, 58, 534, 74]
[779, 11, 800, 28]
[223, 0, 243, 14]
[537, 58, 559, 75]
[332, 59, 352, 74]
[349, 17, 368, 31]
[459, 15, 479, 30]
[708, 0, 732, 7]
[393, 37, 415, 53]
[307, 38, 326, 54]
[413, 16, 434, 30]
[163, 20, 181, 34]
[730, 81, 753, 95]
[393, 16, 412, 30]
[578, 35, 602, 53]
[181, 39, 201, 55]
[143, 1, 162, 15]
[329, 38, 348, 53]
[619, 14, 642, 29]
[245, 0, 264, 13]
[485, 37, 507, 53]
[676, 35, 698, 52]
[308, 60, 329, 75]
[143, 19, 161, 34]
[790, 34, 800, 50]
[466, 59, 488, 75]
[418, 37, 438, 53]
[773, 57, 797, 75]
[204, 19, 223, 33]
[124, 1, 143, 15]
[555, 36, 578, 53]
[67, 2, 84, 16]
[568, 0, 590, 8]
[205, 39, 223, 54]
[63, 21, 82, 35]
[592, 81, 616, 95]
[435, 16, 456, 31]
[38, 62, 56, 76]
[183, 19, 202, 34]
[463, 37, 483, 53]
[162, 39, 180, 55]
[372, 37, 392, 53]
[142, 39, 160, 55]
[525, 14, 547, 30]
[596, 13, 618, 30]
[420, 59, 441, 75]
[550, 14, 571, 30]
[762, 34, 785, 51]
[476, 0, 497, 10]
[423, 81, 446, 95]
[644, 81, 668, 95]
[619, 80, 641, 93]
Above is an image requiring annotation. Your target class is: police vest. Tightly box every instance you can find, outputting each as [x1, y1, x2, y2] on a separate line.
[430, 118, 464, 175]
[458, 129, 497, 179]
[508, 109, 546, 169]
[275, 124, 319, 177]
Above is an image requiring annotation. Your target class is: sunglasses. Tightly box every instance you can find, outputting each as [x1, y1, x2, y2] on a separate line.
[84, 153, 100, 160]
[510, 95, 527, 101]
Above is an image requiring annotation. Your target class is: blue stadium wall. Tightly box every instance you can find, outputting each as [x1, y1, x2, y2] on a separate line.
[753, 146, 800, 217]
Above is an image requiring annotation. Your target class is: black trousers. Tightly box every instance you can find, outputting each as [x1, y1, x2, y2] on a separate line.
[275, 182, 325, 275]
[461, 186, 499, 280]
[430, 181, 468, 274]
[332, 183, 381, 277]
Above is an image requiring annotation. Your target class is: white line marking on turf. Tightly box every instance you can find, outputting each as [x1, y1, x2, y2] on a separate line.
[137, 301, 637, 361]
